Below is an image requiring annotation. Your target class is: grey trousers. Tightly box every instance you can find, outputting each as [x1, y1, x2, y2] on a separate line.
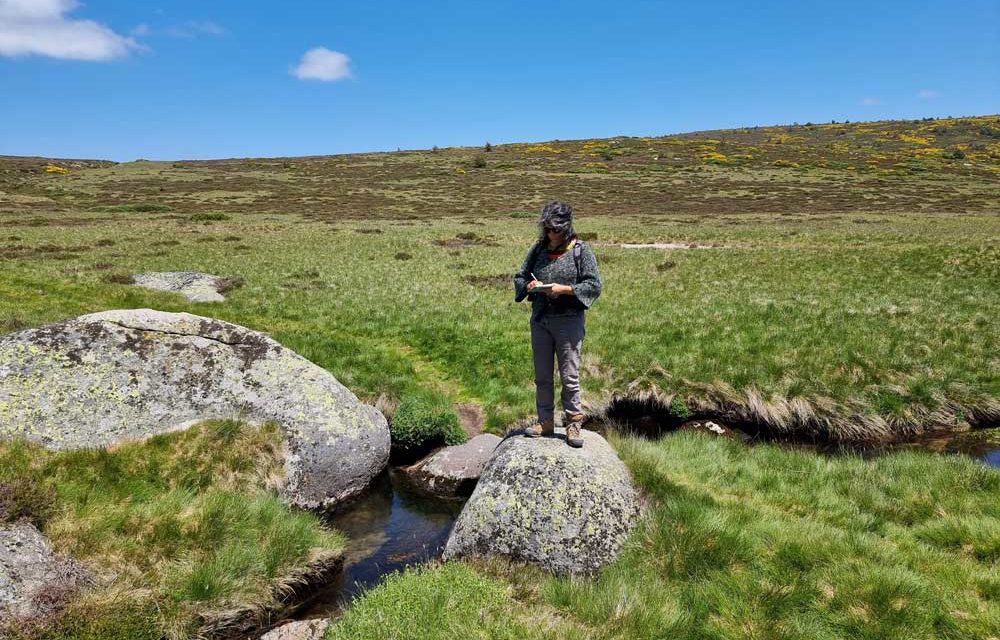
[531, 313, 585, 422]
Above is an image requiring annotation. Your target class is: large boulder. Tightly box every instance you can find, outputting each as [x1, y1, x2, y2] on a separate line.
[442, 428, 639, 574]
[404, 434, 502, 497]
[0, 523, 91, 621]
[0, 309, 389, 510]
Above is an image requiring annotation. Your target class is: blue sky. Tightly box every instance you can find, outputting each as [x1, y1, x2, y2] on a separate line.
[2, 0, 997, 161]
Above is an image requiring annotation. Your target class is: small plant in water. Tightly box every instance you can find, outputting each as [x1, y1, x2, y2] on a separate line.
[669, 396, 691, 421]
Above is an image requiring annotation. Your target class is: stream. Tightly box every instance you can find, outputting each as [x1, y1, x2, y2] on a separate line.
[296, 468, 465, 620]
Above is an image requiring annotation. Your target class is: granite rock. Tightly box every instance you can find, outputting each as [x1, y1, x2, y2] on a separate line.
[0, 523, 91, 621]
[0, 309, 390, 510]
[405, 434, 502, 497]
[132, 271, 230, 302]
[442, 427, 639, 574]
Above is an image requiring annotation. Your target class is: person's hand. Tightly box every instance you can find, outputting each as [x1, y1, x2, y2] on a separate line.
[547, 284, 573, 298]
[527, 279, 542, 291]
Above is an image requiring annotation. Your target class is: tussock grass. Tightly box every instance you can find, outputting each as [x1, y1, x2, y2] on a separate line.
[389, 393, 466, 462]
[325, 562, 587, 640]
[325, 432, 1000, 639]
[0, 421, 344, 640]
[606, 379, 1000, 442]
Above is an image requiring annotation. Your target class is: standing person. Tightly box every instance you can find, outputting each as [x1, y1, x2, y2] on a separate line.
[513, 201, 602, 447]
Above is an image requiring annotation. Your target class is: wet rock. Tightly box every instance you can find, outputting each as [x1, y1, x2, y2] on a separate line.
[260, 619, 329, 640]
[0, 523, 91, 621]
[0, 309, 390, 510]
[404, 434, 502, 497]
[678, 419, 750, 441]
[442, 428, 639, 574]
[132, 271, 230, 302]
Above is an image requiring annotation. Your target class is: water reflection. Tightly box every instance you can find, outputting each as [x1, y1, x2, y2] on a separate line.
[983, 449, 1000, 467]
[298, 469, 465, 619]
[784, 428, 1000, 468]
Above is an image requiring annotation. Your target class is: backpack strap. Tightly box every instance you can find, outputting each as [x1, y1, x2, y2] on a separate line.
[573, 240, 584, 282]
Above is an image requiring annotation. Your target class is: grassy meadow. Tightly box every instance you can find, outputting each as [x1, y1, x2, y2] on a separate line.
[0, 420, 345, 639]
[325, 431, 1000, 640]
[1, 191, 997, 438]
[1, 115, 998, 637]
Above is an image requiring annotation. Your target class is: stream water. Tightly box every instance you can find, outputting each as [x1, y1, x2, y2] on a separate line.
[296, 469, 466, 620]
[789, 427, 1000, 468]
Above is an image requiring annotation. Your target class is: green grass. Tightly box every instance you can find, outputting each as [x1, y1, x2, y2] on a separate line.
[0, 420, 345, 640]
[324, 432, 1000, 639]
[0, 209, 995, 438]
[389, 392, 466, 458]
[325, 563, 554, 640]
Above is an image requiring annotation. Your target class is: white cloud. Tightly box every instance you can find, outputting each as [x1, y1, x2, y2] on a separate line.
[292, 47, 352, 81]
[0, 0, 141, 60]
[860, 97, 883, 106]
[166, 20, 226, 38]
[917, 89, 941, 99]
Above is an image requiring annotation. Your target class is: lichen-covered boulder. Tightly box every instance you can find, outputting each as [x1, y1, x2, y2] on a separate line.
[442, 428, 639, 574]
[132, 271, 230, 302]
[0, 309, 389, 510]
[0, 523, 91, 621]
[404, 433, 502, 497]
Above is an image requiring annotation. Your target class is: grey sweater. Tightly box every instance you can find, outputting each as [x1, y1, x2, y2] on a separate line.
[513, 240, 602, 321]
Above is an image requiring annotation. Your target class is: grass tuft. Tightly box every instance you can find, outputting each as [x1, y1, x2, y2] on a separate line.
[0, 421, 343, 639]
[389, 393, 466, 461]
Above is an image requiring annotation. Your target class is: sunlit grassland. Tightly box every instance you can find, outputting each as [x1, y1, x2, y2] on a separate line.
[323, 431, 1000, 640]
[0, 421, 345, 640]
[1, 208, 996, 437]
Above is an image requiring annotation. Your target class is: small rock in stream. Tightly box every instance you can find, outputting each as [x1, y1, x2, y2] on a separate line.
[260, 619, 329, 640]
[404, 434, 502, 497]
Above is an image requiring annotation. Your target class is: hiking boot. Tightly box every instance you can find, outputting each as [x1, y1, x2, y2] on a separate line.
[524, 419, 554, 438]
[565, 413, 585, 447]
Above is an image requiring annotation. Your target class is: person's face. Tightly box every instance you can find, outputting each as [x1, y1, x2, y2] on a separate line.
[545, 226, 565, 244]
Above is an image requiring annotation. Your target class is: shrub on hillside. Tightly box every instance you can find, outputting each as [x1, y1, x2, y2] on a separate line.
[389, 394, 465, 460]
[190, 212, 231, 222]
